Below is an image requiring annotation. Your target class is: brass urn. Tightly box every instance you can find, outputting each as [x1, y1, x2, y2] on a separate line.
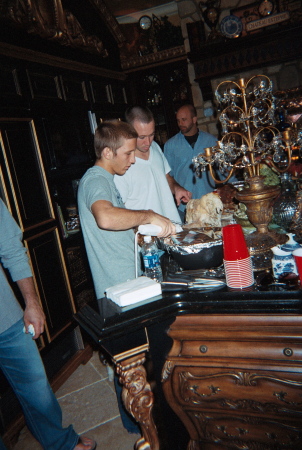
[235, 176, 280, 234]
[236, 176, 286, 270]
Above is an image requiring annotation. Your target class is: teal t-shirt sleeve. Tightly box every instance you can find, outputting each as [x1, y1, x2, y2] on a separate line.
[82, 176, 112, 210]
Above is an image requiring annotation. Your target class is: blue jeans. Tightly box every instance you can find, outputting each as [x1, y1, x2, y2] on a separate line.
[0, 319, 79, 450]
[114, 375, 140, 434]
[0, 436, 7, 450]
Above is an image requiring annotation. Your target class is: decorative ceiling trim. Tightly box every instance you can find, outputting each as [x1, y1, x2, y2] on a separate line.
[191, 25, 302, 82]
[121, 45, 187, 71]
[0, 43, 126, 80]
[117, 2, 178, 24]
[88, 0, 127, 44]
[5, 0, 109, 57]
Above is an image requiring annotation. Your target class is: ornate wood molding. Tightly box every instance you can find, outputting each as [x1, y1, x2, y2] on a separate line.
[0, 42, 126, 80]
[88, 0, 126, 45]
[121, 45, 187, 72]
[162, 360, 174, 382]
[190, 24, 302, 82]
[5, 0, 109, 57]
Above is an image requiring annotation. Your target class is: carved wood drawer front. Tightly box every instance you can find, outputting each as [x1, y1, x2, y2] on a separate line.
[188, 410, 301, 449]
[181, 340, 302, 361]
[171, 366, 302, 414]
[168, 365, 302, 447]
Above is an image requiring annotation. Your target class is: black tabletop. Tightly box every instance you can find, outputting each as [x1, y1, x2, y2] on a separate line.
[75, 280, 302, 347]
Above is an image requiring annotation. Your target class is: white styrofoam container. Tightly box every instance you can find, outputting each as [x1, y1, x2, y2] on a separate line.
[105, 276, 162, 307]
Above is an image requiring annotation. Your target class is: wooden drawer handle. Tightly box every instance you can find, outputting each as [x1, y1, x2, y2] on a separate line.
[283, 348, 293, 357]
[199, 345, 208, 354]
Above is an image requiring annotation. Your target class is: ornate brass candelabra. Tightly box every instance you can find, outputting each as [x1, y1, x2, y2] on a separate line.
[193, 75, 293, 269]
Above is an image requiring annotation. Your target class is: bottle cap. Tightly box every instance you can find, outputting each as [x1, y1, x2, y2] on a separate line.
[144, 235, 152, 243]
[138, 224, 162, 236]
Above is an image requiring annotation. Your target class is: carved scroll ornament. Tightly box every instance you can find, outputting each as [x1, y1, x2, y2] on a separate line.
[6, 0, 108, 57]
[116, 356, 159, 450]
[161, 359, 174, 382]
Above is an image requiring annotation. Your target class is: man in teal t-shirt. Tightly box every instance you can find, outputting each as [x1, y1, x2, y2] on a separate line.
[78, 120, 177, 435]
[78, 120, 176, 299]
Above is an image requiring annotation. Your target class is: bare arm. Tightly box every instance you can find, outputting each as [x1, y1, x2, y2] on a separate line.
[16, 277, 45, 340]
[91, 200, 176, 237]
[166, 173, 192, 206]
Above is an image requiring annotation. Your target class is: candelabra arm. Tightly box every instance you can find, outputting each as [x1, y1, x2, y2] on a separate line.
[246, 73, 272, 87]
[216, 79, 242, 92]
[208, 164, 235, 184]
[270, 157, 291, 173]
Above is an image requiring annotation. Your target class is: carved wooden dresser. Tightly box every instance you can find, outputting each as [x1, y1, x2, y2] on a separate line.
[75, 287, 302, 450]
[163, 314, 302, 449]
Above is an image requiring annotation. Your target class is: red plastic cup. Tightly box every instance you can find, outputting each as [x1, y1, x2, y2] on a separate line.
[222, 224, 250, 261]
[224, 257, 254, 289]
[293, 248, 302, 285]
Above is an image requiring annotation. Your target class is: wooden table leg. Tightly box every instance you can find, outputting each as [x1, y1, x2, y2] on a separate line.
[116, 354, 159, 450]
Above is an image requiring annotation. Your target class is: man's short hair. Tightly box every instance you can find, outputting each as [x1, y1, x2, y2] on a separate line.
[94, 120, 137, 158]
[177, 104, 197, 118]
[125, 106, 154, 125]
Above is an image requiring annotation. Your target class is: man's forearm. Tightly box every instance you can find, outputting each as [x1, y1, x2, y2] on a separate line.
[16, 276, 45, 338]
[166, 173, 179, 195]
[91, 201, 175, 237]
[166, 174, 192, 206]
[16, 277, 40, 307]
[92, 202, 152, 230]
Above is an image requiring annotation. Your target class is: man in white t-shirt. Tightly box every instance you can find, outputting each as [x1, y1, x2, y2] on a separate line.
[114, 106, 191, 224]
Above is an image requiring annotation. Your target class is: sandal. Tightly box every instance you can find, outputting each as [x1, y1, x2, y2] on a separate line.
[74, 436, 97, 450]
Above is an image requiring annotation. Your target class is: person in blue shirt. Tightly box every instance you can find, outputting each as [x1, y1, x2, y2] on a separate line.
[0, 198, 96, 450]
[164, 104, 217, 221]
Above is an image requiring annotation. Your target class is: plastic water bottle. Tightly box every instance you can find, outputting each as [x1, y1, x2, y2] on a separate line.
[141, 236, 163, 282]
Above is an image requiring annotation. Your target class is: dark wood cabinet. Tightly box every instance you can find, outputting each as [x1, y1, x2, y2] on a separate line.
[0, 115, 92, 447]
[26, 70, 64, 101]
[0, 117, 76, 340]
[0, 43, 129, 450]
[163, 314, 302, 449]
[127, 60, 192, 146]
[0, 119, 54, 228]
[89, 75, 129, 125]
[0, 57, 129, 320]
[0, 1, 132, 445]
[26, 227, 76, 338]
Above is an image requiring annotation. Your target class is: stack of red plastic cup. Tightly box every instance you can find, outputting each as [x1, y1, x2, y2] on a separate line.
[222, 224, 254, 289]
[293, 248, 302, 286]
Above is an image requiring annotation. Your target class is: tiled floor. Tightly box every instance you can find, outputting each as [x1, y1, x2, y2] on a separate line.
[13, 352, 139, 450]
